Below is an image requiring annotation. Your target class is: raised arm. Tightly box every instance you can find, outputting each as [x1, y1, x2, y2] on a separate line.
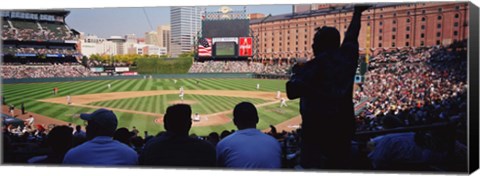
[343, 5, 371, 44]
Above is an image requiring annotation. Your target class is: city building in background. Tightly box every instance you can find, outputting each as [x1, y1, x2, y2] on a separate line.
[250, 2, 469, 60]
[127, 43, 167, 56]
[144, 31, 159, 46]
[156, 24, 171, 55]
[106, 36, 126, 55]
[79, 34, 116, 57]
[170, 7, 202, 57]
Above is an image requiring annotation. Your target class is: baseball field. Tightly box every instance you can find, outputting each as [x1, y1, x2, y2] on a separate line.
[2, 78, 301, 136]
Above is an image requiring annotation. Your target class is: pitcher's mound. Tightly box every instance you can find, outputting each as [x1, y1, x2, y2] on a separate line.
[168, 100, 198, 105]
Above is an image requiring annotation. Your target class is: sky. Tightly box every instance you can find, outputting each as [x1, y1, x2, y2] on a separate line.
[65, 5, 292, 38]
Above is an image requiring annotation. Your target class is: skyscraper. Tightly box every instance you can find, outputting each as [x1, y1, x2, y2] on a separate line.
[170, 7, 202, 57]
[156, 24, 171, 55]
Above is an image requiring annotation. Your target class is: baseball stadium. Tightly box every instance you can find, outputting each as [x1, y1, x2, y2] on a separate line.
[1, 3, 475, 172]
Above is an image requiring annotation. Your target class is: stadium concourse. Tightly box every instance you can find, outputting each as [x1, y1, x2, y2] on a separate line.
[1, 40, 468, 171]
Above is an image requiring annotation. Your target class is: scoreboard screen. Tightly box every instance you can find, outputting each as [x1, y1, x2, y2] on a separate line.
[202, 19, 250, 38]
[215, 42, 236, 56]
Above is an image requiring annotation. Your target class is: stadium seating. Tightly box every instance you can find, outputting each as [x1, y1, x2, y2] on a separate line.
[189, 61, 291, 75]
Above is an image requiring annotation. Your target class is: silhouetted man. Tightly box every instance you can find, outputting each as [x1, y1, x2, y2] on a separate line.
[216, 102, 281, 169]
[28, 125, 73, 164]
[63, 108, 138, 165]
[286, 5, 370, 169]
[139, 104, 216, 167]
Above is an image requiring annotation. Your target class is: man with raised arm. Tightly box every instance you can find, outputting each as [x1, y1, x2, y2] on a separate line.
[286, 5, 371, 169]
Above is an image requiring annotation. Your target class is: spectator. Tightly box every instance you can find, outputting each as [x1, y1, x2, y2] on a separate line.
[113, 127, 133, 147]
[63, 108, 138, 165]
[216, 102, 282, 169]
[72, 125, 86, 138]
[286, 5, 370, 169]
[206, 132, 220, 148]
[139, 104, 216, 167]
[28, 125, 73, 164]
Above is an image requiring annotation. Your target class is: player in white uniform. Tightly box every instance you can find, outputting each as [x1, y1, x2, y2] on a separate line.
[280, 97, 288, 108]
[193, 113, 201, 122]
[25, 115, 35, 126]
[107, 83, 111, 89]
[174, 79, 177, 84]
[256, 83, 260, 90]
[179, 86, 185, 101]
[276, 91, 281, 99]
[67, 95, 71, 105]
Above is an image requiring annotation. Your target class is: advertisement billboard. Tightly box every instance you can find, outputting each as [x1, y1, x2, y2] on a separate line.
[238, 37, 252, 56]
[115, 67, 130, 72]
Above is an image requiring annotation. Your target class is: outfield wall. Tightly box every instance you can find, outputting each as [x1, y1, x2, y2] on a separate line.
[2, 73, 255, 84]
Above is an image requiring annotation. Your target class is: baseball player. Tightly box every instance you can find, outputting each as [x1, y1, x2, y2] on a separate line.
[280, 98, 288, 108]
[193, 113, 201, 122]
[256, 83, 260, 90]
[174, 79, 177, 84]
[67, 95, 72, 105]
[107, 83, 111, 89]
[276, 91, 281, 99]
[25, 115, 35, 126]
[179, 86, 185, 101]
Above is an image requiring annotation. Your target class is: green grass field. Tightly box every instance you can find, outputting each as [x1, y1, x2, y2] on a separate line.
[2, 78, 300, 136]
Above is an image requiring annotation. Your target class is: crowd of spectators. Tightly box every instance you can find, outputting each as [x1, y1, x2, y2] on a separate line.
[2, 46, 79, 56]
[354, 44, 467, 132]
[1, 42, 468, 171]
[1, 19, 75, 41]
[188, 61, 291, 75]
[1, 63, 96, 79]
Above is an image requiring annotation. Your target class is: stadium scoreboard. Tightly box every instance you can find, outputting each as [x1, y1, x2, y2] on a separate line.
[197, 7, 252, 59]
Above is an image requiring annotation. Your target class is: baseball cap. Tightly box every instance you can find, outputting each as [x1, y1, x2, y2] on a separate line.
[80, 108, 118, 132]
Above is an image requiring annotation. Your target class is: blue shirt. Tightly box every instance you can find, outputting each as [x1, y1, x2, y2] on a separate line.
[63, 136, 138, 166]
[368, 132, 447, 169]
[216, 128, 281, 169]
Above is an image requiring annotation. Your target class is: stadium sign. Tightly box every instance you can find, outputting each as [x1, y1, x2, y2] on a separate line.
[90, 67, 104, 72]
[14, 53, 36, 57]
[238, 37, 252, 56]
[46, 54, 65, 58]
[212, 37, 238, 44]
[64, 40, 77, 44]
[115, 67, 130, 72]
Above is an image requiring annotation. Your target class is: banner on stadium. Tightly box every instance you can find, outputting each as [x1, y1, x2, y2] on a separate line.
[122, 71, 138, 76]
[64, 40, 77, 44]
[198, 38, 212, 57]
[115, 67, 130, 72]
[15, 53, 36, 57]
[90, 67, 104, 72]
[46, 54, 65, 58]
[212, 37, 238, 44]
[238, 37, 252, 56]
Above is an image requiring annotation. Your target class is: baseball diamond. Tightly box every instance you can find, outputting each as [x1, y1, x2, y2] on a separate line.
[2, 78, 303, 136]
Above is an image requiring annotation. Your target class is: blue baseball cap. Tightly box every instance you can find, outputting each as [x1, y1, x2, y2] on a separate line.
[80, 108, 118, 132]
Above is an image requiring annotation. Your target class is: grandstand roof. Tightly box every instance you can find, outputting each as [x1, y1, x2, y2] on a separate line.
[250, 3, 407, 24]
[6, 10, 70, 16]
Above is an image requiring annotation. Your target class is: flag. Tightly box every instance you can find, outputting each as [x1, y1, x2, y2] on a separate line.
[198, 38, 212, 57]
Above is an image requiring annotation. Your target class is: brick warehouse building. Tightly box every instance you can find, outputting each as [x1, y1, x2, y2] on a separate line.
[249, 2, 469, 61]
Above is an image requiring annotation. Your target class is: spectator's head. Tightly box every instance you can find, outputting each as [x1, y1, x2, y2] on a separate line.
[47, 125, 73, 154]
[163, 104, 192, 136]
[75, 125, 81, 131]
[207, 132, 220, 146]
[80, 108, 118, 139]
[113, 127, 133, 146]
[233, 102, 259, 130]
[220, 130, 231, 139]
[312, 26, 340, 55]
